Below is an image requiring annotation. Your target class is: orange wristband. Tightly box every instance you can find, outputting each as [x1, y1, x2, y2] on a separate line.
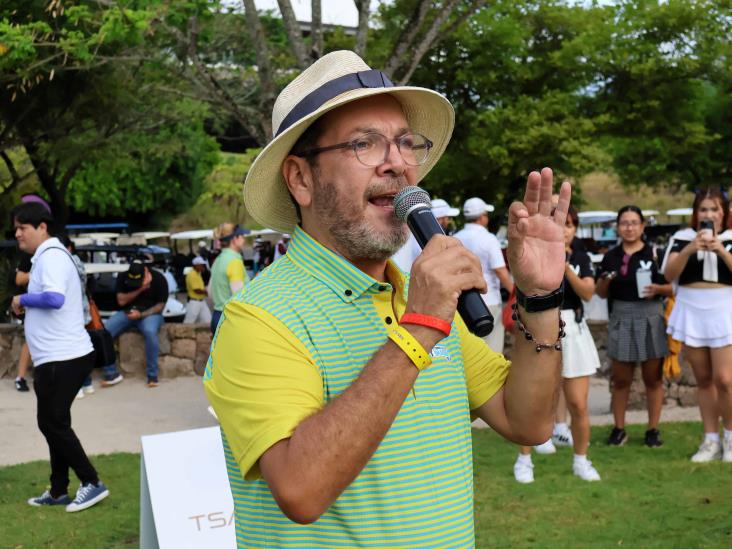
[400, 313, 451, 337]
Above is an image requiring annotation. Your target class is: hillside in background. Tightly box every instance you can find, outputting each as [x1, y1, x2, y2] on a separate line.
[577, 172, 694, 222]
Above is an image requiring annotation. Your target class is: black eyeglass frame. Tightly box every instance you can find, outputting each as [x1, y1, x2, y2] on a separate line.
[293, 131, 434, 167]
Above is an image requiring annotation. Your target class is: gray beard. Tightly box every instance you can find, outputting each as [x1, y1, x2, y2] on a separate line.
[312, 173, 408, 261]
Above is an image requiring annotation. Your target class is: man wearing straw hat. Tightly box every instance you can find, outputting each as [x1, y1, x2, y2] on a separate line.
[204, 50, 571, 547]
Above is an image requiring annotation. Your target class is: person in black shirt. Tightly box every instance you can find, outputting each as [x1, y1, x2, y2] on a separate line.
[514, 206, 602, 484]
[100, 260, 168, 388]
[663, 188, 732, 463]
[597, 205, 672, 448]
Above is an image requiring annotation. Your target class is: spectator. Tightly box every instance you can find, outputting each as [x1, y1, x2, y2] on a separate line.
[184, 256, 212, 324]
[391, 198, 459, 272]
[12, 252, 32, 392]
[11, 202, 109, 512]
[662, 189, 732, 462]
[514, 205, 602, 483]
[274, 233, 291, 261]
[597, 206, 672, 447]
[13, 193, 52, 393]
[60, 236, 94, 399]
[209, 223, 248, 334]
[101, 259, 168, 388]
[454, 197, 514, 353]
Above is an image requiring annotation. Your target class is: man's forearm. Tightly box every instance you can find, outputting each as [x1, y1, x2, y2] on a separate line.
[260, 325, 437, 524]
[140, 303, 164, 318]
[501, 307, 562, 444]
[117, 287, 146, 307]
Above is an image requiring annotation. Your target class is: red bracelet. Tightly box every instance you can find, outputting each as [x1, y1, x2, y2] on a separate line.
[400, 313, 451, 337]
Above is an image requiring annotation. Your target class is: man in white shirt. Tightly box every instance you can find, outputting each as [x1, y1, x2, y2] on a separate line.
[454, 197, 514, 352]
[391, 198, 460, 272]
[11, 202, 109, 513]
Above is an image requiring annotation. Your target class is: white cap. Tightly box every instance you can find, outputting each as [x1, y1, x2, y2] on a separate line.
[282, 233, 291, 239]
[197, 240, 207, 247]
[192, 256, 206, 266]
[463, 197, 494, 217]
[430, 198, 459, 218]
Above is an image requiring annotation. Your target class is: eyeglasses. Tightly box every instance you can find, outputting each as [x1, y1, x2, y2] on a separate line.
[295, 132, 433, 167]
[618, 220, 642, 228]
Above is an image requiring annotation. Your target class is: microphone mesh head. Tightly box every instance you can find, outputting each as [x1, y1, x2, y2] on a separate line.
[394, 187, 431, 221]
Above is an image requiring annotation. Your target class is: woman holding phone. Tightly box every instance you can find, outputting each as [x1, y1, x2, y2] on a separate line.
[663, 189, 732, 462]
[596, 206, 672, 447]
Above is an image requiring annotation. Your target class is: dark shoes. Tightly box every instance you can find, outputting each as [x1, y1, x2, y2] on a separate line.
[15, 377, 29, 392]
[644, 428, 663, 448]
[607, 427, 628, 446]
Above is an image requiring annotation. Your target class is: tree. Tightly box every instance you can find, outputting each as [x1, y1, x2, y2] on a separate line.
[160, 0, 490, 143]
[0, 0, 219, 224]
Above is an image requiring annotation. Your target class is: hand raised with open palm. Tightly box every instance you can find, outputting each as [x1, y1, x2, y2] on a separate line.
[507, 168, 571, 296]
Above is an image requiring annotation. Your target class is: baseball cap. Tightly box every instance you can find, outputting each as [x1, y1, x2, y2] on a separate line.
[124, 260, 146, 289]
[463, 197, 494, 217]
[430, 198, 459, 218]
[192, 256, 206, 266]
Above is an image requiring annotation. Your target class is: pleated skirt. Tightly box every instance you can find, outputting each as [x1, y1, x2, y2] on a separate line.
[667, 286, 732, 348]
[561, 309, 601, 379]
[608, 299, 668, 362]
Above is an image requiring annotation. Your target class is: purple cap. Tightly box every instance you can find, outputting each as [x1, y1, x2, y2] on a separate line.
[21, 194, 52, 214]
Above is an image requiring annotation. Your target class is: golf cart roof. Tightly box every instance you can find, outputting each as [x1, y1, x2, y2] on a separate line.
[131, 231, 170, 240]
[578, 211, 616, 225]
[66, 222, 129, 231]
[170, 229, 214, 240]
[84, 263, 130, 275]
[666, 208, 693, 216]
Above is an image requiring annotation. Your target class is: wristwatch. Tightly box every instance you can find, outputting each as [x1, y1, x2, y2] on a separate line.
[515, 284, 564, 313]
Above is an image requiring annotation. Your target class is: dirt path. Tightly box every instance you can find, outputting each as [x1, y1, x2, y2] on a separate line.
[0, 374, 699, 467]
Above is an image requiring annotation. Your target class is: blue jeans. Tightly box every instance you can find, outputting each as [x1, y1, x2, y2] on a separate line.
[102, 311, 164, 381]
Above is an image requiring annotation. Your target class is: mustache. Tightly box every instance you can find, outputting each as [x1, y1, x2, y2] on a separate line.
[364, 177, 409, 201]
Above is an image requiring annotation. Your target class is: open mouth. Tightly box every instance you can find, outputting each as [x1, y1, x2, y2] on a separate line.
[368, 193, 396, 209]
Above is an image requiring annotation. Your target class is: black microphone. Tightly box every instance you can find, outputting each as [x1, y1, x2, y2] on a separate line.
[394, 186, 494, 337]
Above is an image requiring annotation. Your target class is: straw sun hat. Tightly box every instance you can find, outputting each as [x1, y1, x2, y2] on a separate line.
[243, 50, 455, 233]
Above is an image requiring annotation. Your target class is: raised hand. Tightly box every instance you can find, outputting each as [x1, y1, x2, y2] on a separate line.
[506, 168, 571, 296]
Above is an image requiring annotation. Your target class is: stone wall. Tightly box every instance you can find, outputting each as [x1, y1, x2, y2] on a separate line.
[0, 323, 211, 379]
[506, 320, 696, 410]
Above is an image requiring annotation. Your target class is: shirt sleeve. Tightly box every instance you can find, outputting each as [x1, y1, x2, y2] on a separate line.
[225, 258, 245, 283]
[455, 315, 511, 410]
[484, 235, 506, 270]
[578, 250, 594, 278]
[203, 300, 323, 480]
[36, 249, 72, 294]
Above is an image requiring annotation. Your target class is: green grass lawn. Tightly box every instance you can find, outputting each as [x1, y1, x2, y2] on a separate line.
[1, 422, 730, 548]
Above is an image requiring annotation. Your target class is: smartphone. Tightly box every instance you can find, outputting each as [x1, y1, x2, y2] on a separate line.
[699, 219, 714, 233]
[636, 269, 652, 298]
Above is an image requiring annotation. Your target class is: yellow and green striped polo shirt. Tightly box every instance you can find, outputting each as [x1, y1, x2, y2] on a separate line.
[203, 226, 510, 548]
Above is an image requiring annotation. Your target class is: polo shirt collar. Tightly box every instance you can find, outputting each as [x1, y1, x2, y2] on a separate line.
[286, 226, 406, 302]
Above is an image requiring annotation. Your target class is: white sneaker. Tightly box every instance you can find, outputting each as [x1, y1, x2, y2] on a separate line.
[552, 430, 574, 447]
[534, 439, 557, 454]
[691, 440, 722, 463]
[75, 389, 84, 400]
[724, 437, 732, 463]
[573, 459, 601, 481]
[514, 459, 534, 484]
[83, 385, 95, 395]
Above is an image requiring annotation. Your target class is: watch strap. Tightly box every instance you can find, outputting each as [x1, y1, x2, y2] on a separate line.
[515, 284, 564, 313]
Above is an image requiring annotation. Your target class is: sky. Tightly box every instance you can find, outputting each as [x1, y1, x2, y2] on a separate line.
[250, 0, 361, 27]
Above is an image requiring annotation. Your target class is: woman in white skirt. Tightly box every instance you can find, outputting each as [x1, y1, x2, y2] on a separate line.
[597, 206, 672, 447]
[663, 189, 732, 462]
[514, 206, 602, 483]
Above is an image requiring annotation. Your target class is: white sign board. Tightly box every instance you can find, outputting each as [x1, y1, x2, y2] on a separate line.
[140, 427, 236, 549]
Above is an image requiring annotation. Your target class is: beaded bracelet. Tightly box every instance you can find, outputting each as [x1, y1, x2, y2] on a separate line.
[511, 302, 566, 353]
